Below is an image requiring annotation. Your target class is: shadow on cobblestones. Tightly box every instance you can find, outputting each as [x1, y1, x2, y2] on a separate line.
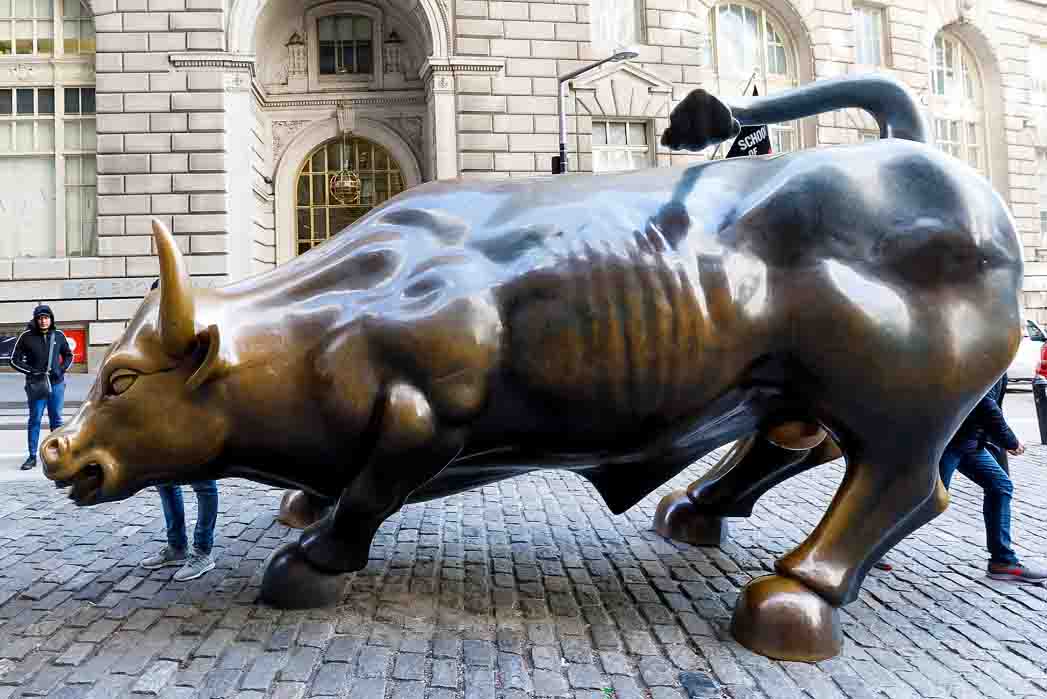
[0, 447, 1045, 698]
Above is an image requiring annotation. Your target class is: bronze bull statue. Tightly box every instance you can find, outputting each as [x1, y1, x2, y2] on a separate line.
[39, 75, 1022, 662]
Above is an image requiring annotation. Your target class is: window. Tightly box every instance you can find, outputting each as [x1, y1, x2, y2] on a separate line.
[61, 0, 92, 55]
[768, 124, 793, 153]
[711, 4, 789, 80]
[318, 14, 372, 75]
[853, 4, 884, 66]
[0, 87, 54, 152]
[296, 135, 404, 255]
[592, 120, 651, 172]
[928, 32, 984, 175]
[0, 0, 53, 56]
[1039, 150, 1047, 247]
[1032, 43, 1047, 98]
[933, 119, 980, 171]
[931, 33, 976, 100]
[590, 0, 642, 55]
[709, 3, 798, 152]
[63, 87, 95, 257]
[859, 130, 879, 143]
[0, 0, 95, 259]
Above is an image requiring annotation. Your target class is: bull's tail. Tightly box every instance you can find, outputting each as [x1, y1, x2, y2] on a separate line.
[662, 74, 929, 152]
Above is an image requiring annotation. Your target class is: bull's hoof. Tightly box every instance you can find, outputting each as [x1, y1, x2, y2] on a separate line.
[277, 490, 331, 530]
[730, 574, 843, 662]
[653, 488, 728, 547]
[259, 542, 345, 609]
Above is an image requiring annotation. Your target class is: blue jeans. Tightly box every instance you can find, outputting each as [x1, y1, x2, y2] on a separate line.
[156, 481, 219, 556]
[940, 446, 1018, 565]
[26, 380, 65, 459]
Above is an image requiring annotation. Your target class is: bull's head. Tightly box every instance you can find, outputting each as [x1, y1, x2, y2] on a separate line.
[41, 220, 231, 505]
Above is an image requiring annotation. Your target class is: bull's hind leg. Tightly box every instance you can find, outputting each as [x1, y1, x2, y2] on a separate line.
[655, 422, 841, 546]
[260, 382, 465, 609]
[731, 437, 948, 661]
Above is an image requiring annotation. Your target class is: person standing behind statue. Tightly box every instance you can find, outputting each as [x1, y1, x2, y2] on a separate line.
[940, 374, 1047, 583]
[9, 305, 74, 471]
[139, 279, 219, 582]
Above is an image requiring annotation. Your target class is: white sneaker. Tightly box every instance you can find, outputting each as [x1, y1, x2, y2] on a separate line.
[173, 551, 216, 582]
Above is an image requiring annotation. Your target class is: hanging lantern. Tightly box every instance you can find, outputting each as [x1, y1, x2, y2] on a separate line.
[329, 130, 361, 204]
[330, 169, 361, 204]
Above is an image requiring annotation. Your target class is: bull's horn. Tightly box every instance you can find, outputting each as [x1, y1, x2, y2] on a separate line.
[151, 219, 196, 357]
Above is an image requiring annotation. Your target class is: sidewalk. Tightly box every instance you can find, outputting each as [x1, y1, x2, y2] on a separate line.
[0, 373, 94, 475]
[0, 446, 1045, 698]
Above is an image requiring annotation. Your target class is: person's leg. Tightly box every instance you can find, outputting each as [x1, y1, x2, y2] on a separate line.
[157, 485, 188, 553]
[173, 481, 218, 582]
[141, 485, 191, 569]
[25, 395, 45, 464]
[45, 381, 65, 433]
[955, 448, 1019, 566]
[190, 480, 218, 555]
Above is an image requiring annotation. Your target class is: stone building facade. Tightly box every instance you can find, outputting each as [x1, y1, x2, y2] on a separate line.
[0, 0, 1045, 370]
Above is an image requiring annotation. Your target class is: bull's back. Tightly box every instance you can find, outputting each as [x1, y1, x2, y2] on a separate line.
[320, 141, 1020, 435]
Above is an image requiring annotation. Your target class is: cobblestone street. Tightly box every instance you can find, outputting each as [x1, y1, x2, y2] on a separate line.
[0, 446, 1045, 699]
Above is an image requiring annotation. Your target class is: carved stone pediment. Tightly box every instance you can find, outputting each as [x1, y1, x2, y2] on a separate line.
[570, 63, 674, 118]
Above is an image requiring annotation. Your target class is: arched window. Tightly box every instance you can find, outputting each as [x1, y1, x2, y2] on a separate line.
[709, 2, 797, 152]
[295, 134, 404, 255]
[0, 0, 95, 259]
[928, 31, 984, 174]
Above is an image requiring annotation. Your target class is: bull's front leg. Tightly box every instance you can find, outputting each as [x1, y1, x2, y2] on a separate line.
[260, 382, 464, 609]
[731, 437, 947, 661]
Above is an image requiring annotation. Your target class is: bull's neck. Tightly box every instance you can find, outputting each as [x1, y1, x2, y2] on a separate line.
[190, 291, 360, 498]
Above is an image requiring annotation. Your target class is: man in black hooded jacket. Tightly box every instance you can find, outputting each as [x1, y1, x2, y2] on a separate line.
[939, 374, 1047, 583]
[9, 305, 74, 470]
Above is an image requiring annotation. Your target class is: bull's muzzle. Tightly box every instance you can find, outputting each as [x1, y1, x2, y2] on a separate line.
[39, 434, 70, 477]
[39, 434, 107, 505]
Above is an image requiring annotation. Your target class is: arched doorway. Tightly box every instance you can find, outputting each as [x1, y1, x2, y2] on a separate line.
[294, 133, 407, 255]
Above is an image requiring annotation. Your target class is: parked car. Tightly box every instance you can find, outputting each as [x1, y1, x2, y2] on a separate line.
[1006, 319, 1047, 391]
[0, 335, 14, 364]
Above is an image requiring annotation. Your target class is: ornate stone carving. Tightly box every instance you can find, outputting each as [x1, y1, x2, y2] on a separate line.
[9, 64, 33, 81]
[224, 73, 251, 93]
[272, 120, 313, 164]
[388, 116, 424, 156]
[337, 103, 355, 134]
[287, 32, 307, 79]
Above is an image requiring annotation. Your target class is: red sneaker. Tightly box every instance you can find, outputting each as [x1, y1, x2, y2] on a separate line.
[988, 562, 1047, 583]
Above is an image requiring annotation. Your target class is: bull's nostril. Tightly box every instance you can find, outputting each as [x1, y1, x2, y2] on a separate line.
[41, 439, 60, 468]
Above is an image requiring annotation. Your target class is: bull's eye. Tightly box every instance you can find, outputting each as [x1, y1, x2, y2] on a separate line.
[108, 372, 137, 396]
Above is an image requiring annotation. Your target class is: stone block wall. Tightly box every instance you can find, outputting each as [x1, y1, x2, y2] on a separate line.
[452, 0, 1047, 320]
[0, 0, 237, 367]
[250, 97, 277, 275]
[453, 0, 707, 178]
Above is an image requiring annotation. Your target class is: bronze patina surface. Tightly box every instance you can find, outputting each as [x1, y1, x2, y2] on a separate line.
[39, 75, 1021, 661]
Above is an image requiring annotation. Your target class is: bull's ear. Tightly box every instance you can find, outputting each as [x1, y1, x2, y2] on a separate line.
[186, 324, 227, 391]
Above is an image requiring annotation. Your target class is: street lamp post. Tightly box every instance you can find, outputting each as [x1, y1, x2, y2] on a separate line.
[554, 47, 639, 174]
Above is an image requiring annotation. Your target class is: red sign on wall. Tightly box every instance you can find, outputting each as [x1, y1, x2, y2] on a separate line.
[64, 328, 87, 365]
